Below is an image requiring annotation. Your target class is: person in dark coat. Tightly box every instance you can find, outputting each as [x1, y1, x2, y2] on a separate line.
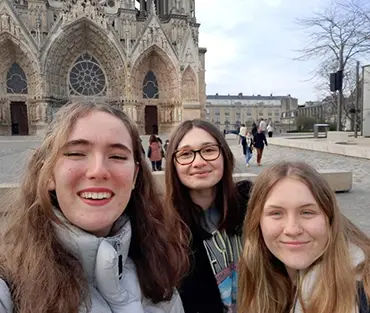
[164, 119, 253, 313]
[251, 123, 258, 137]
[253, 127, 268, 166]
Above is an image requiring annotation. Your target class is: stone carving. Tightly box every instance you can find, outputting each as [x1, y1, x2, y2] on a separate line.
[0, 0, 205, 135]
[181, 66, 197, 102]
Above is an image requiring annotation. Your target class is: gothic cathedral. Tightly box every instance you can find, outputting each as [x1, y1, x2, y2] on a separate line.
[0, 0, 206, 135]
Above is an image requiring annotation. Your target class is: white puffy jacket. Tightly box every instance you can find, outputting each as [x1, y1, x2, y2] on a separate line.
[0, 211, 184, 313]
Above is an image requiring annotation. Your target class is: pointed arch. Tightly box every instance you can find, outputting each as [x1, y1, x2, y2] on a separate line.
[42, 18, 126, 98]
[0, 33, 39, 95]
[143, 71, 159, 99]
[131, 44, 179, 100]
[6, 63, 28, 94]
[181, 65, 198, 102]
[68, 52, 107, 96]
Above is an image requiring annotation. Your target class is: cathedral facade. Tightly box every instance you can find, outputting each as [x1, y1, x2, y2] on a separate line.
[0, 0, 206, 135]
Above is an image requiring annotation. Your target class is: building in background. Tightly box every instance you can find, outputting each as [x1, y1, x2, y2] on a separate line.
[0, 0, 205, 135]
[205, 93, 298, 132]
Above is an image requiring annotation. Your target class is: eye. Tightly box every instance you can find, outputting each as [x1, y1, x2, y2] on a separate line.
[109, 155, 128, 160]
[177, 150, 193, 158]
[63, 152, 85, 157]
[269, 211, 283, 217]
[302, 210, 315, 216]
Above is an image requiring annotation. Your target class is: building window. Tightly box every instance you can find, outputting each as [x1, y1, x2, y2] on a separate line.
[236, 112, 241, 118]
[143, 71, 159, 99]
[259, 112, 264, 116]
[225, 111, 230, 116]
[275, 112, 280, 116]
[6, 63, 28, 94]
[69, 53, 107, 96]
[246, 112, 252, 116]
[268, 112, 273, 116]
[215, 111, 220, 116]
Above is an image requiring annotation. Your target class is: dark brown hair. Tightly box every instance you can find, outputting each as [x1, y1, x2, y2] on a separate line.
[0, 102, 188, 313]
[164, 119, 244, 237]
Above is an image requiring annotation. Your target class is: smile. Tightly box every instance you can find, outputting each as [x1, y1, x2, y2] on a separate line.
[281, 241, 310, 247]
[77, 188, 114, 206]
[191, 171, 211, 176]
[79, 192, 112, 200]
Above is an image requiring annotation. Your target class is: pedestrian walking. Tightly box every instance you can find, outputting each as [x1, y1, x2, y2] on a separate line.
[253, 127, 268, 166]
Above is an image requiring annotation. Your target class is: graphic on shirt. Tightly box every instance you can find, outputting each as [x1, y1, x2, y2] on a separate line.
[203, 229, 242, 313]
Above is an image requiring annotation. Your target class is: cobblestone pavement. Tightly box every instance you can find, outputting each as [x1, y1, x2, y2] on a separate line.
[0, 136, 369, 234]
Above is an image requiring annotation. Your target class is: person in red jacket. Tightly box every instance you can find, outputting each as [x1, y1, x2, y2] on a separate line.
[148, 134, 163, 171]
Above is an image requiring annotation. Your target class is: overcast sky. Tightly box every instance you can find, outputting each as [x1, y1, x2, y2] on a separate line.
[196, 0, 337, 104]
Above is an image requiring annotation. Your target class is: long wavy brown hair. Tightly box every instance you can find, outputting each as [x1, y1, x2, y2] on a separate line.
[164, 119, 245, 238]
[0, 102, 189, 313]
[238, 161, 370, 313]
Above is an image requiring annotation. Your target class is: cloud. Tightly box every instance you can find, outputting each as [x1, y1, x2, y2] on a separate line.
[196, 0, 336, 103]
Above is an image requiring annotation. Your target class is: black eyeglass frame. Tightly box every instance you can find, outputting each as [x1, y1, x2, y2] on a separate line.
[173, 144, 222, 165]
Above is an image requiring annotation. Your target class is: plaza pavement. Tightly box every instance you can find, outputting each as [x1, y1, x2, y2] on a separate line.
[0, 135, 369, 234]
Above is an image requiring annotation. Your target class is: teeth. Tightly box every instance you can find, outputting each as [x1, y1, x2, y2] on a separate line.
[80, 192, 112, 200]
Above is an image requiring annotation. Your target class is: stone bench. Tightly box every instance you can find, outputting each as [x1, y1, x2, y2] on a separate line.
[318, 170, 352, 193]
[0, 170, 352, 214]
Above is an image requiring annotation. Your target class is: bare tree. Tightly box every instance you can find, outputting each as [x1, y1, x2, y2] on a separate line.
[295, 0, 370, 130]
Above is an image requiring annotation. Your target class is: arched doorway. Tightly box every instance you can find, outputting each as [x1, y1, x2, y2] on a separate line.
[143, 70, 159, 134]
[145, 106, 158, 135]
[6, 63, 29, 135]
[10, 102, 29, 135]
[131, 45, 180, 134]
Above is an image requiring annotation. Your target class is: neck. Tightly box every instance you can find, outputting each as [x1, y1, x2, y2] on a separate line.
[286, 266, 298, 284]
[189, 187, 216, 210]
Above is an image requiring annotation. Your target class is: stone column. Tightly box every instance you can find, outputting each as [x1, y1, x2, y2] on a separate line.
[147, 0, 153, 13]
[140, 0, 145, 16]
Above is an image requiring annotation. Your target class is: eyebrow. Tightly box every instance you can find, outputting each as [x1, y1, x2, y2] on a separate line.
[177, 142, 218, 150]
[264, 203, 318, 210]
[63, 139, 132, 153]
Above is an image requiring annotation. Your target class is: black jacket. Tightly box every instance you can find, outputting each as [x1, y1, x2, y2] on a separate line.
[253, 132, 268, 149]
[179, 180, 252, 313]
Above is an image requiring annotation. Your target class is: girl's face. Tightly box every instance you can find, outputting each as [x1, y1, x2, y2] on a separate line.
[49, 111, 138, 237]
[260, 177, 329, 279]
[174, 127, 224, 192]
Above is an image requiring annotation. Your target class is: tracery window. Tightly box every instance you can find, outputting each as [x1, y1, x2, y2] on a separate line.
[143, 71, 159, 99]
[69, 53, 106, 96]
[6, 63, 28, 94]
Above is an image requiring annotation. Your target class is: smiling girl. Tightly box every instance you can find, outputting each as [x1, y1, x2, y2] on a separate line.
[164, 119, 252, 313]
[0, 102, 188, 313]
[238, 161, 370, 313]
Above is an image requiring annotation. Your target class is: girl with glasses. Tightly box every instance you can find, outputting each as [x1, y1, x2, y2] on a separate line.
[164, 119, 253, 313]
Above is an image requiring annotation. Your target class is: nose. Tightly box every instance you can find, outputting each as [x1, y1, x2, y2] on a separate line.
[283, 217, 303, 237]
[192, 151, 207, 167]
[85, 155, 110, 180]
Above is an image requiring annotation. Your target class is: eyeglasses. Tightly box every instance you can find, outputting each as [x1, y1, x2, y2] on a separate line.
[174, 144, 221, 165]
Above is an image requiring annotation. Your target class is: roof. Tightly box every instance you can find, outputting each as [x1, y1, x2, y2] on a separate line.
[206, 94, 295, 101]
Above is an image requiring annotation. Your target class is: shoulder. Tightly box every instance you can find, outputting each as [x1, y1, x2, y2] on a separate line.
[0, 279, 13, 313]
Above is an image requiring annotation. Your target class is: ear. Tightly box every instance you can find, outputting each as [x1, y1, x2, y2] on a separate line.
[47, 177, 56, 191]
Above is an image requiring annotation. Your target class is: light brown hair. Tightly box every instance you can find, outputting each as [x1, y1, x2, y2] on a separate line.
[0, 102, 188, 313]
[238, 161, 370, 313]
